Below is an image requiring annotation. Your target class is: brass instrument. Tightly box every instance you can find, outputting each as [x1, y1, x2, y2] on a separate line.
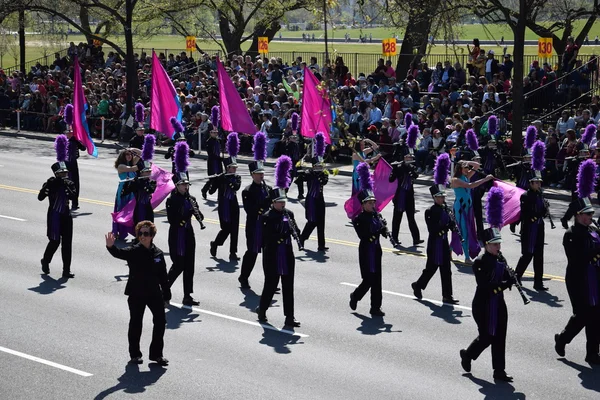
[498, 251, 530, 305]
[375, 212, 401, 248]
[283, 208, 304, 251]
[443, 203, 465, 243]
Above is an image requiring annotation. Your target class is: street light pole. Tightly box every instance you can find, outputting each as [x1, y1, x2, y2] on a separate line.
[323, 0, 328, 62]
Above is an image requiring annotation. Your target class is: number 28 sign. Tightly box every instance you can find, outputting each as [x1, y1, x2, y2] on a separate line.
[382, 38, 397, 57]
[538, 38, 553, 58]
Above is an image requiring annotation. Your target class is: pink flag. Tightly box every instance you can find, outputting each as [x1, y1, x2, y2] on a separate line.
[493, 180, 525, 226]
[150, 51, 181, 139]
[72, 56, 97, 157]
[344, 160, 397, 219]
[111, 164, 175, 233]
[217, 58, 256, 134]
[301, 68, 332, 144]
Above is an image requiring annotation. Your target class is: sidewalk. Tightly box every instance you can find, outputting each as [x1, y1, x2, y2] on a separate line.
[0, 128, 573, 202]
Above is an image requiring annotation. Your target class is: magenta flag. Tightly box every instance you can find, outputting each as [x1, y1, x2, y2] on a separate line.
[150, 51, 181, 139]
[301, 68, 332, 144]
[217, 58, 256, 134]
[111, 164, 175, 233]
[72, 56, 97, 157]
[344, 160, 397, 219]
[493, 180, 525, 226]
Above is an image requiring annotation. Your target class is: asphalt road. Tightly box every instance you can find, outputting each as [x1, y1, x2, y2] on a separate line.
[0, 135, 598, 400]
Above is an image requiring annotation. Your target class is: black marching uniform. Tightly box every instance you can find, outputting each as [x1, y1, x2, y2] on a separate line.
[66, 136, 86, 209]
[209, 169, 242, 258]
[285, 137, 305, 198]
[122, 174, 157, 226]
[106, 242, 170, 362]
[560, 157, 585, 227]
[471, 173, 493, 241]
[39, 164, 77, 277]
[202, 136, 222, 196]
[389, 160, 421, 245]
[509, 161, 531, 232]
[129, 133, 145, 150]
[298, 167, 329, 250]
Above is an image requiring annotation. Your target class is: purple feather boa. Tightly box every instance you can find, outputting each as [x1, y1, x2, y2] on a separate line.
[531, 140, 545, 171]
[64, 104, 74, 126]
[141, 134, 155, 162]
[275, 155, 292, 189]
[433, 153, 451, 185]
[253, 131, 267, 161]
[170, 117, 184, 133]
[581, 124, 596, 146]
[404, 112, 412, 128]
[315, 132, 326, 157]
[54, 134, 68, 162]
[525, 126, 537, 149]
[356, 162, 373, 191]
[135, 103, 145, 123]
[291, 112, 300, 132]
[211, 105, 220, 128]
[486, 187, 504, 228]
[407, 125, 418, 149]
[226, 132, 240, 157]
[174, 141, 190, 173]
[466, 129, 479, 152]
[577, 159, 597, 199]
[487, 115, 498, 136]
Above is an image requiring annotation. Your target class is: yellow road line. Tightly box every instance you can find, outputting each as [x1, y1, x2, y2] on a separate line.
[0, 183, 565, 282]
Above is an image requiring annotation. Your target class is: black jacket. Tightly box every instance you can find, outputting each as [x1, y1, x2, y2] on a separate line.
[563, 223, 600, 311]
[242, 181, 272, 224]
[107, 243, 170, 299]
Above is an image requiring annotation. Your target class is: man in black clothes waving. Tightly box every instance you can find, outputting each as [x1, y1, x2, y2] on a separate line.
[106, 221, 170, 366]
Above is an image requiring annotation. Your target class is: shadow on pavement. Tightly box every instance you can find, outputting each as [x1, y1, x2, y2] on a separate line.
[297, 249, 329, 263]
[206, 257, 238, 274]
[464, 373, 526, 399]
[521, 284, 564, 308]
[238, 287, 260, 312]
[165, 304, 201, 330]
[559, 359, 600, 392]
[28, 274, 67, 295]
[71, 212, 93, 218]
[94, 363, 167, 399]
[258, 326, 304, 354]
[352, 312, 401, 335]
[415, 299, 467, 324]
[114, 275, 129, 282]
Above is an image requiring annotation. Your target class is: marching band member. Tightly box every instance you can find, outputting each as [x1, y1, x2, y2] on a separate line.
[122, 134, 157, 227]
[202, 106, 222, 199]
[129, 102, 146, 150]
[165, 117, 194, 179]
[39, 135, 77, 278]
[113, 147, 142, 239]
[509, 126, 536, 233]
[63, 104, 85, 211]
[466, 129, 493, 241]
[286, 113, 305, 199]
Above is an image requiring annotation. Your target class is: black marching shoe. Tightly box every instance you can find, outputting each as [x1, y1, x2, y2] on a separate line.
[297, 194, 305, 200]
[443, 296, 460, 305]
[413, 239, 425, 246]
[554, 334, 566, 357]
[585, 353, 600, 365]
[493, 370, 514, 382]
[238, 276, 250, 289]
[129, 357, 143, 364]
[561, 218, 569, 230]
[534, 284, 549, 291]
[149, 356, 169, 366]
[201, 189, 208, 200]
[369, 308, 385, 317]
[182, 296, 200, 306]
[317, 247, 329, 252]
[459, 349, 471, 373]
[255, 307, 267, 322]
[71, 204, 79, 211]
[62, 272, 75, 279]
[209, 241, 217, 257]
[284, 318, 301, 328]
[41, 259, 50, 274]
[229, 253, 240, 261]
[349, 293, 357, 311]
[509, 223, 516, 233]
[411, 282, 423, 300]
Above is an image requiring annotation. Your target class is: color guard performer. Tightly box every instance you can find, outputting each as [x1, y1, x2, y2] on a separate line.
[63, 104, 86, 211]
[122, 134, 157, 226]
[202, 106, 222, 199]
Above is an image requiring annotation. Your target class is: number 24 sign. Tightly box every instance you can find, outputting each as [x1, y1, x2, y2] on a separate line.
[382, 38, 397, 57]
[258, 37, 269, 54]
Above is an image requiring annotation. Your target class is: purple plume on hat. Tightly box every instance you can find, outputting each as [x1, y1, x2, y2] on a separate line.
[525, 125, 537, 149]
[581, 124, 597, 146]
[315, 131, 326, 158]
[135, 102, 145, 123]
[404, 112, 412, 128]
[576, 159, 597, 199]
[54, 134, 68, 162]
[486, 186, 504, 228]
[274, 155, 292, 189]
[211, 105, 220, 128]
[433, 153, 451, 185]
[407, 125, 418, 149]
[466, 129, 479, 152]
[531, 140, 545, 171]
[64, 104, 74, 126]
[487, 115, 498, 136]
[253, 131, 267, 161]
[141, 134, 155, 162]
[170, 117, 184, 133]
[174, 141, 190, 174]
[226, 132, 240, 158]
[291, 112, 300, 132]
[356, 162, 373, 191]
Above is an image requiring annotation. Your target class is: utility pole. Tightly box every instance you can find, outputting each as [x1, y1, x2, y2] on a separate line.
[323, 0, 328, 62]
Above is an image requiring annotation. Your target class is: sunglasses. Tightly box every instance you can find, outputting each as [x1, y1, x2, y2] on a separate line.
[138, 231, 154, 237]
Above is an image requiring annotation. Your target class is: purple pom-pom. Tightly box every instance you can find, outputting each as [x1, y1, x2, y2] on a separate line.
[356, 162, 373, 191]
[274, 155, 292, 189]
[226, 132, 240, 158]
[486, 186, 504, 228]
[211, 105, 220, 128]
[141, 134, 155, 162]
[466, 129, 479, 152]
[315, 132, 326, 157]
[407, 125, 419, 149]
[54, 134, 68, 162]
[170, 117, 184, 133]
[576, 159, 597, 199]
[291, 112, 300, 132]
[525, 126, 537, 149]
[531, 140, 545, 171]
[581, 124, 597, 146]
[174, 141, 190, 174]
[64, 104, 74, 126]
[487, 115, 498, 136]
[404, 112, 412, 128]
[433, 153, 451, 185]
[135, 103, 145, 123]
[253, 131, 267, 161]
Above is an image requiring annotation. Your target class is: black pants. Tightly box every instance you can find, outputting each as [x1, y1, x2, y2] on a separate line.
[214, 221, 239, 254]
[465, 302, 508, 371]
[515, 236, 544, 286]
[473, 197, 484, 240]
[43, 217, 73, 274]
[415, 258, 453, 298]
[558, 306, 600, 357]
[259, 269, 295, 318]
[240, 223, 260, 279]
[168, 243, 196, 297]
[352, 268, 382, 310]
[392, 208, 420, 244]
[127, 295, 166, 359]
[300, 220, 325, 249]
[70, 166, 80, 208]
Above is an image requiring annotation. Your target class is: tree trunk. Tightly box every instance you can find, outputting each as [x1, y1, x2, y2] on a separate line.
[124, 0, 137, 132]
[510, 0, 527, 155]
[18, 9, 25, 73]
[79, 7, 93, 45]
[218, 11, 243, 56]
[246, 21, 281, 58]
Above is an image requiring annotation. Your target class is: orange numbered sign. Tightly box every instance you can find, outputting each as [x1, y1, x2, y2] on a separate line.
[537, 37, 552, 58]
[186, 36, 196, 52]
[258, 37, 269, 54]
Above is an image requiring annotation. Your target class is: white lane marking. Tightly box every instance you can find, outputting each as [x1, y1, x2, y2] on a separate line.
[0, 345, 93, 377]
[169, 302, 309, 338]
[0, 214, 26, 222]
[340, 282, 472, 311]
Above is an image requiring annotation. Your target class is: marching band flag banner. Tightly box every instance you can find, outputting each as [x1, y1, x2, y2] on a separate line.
[301, 68, 332, 144]
[492, 180, 525, 226]
[150, 51, 182, 139]
[217, 57, 256, 134]
[73, 56, 98, 157]
[344, 159, 397, 219]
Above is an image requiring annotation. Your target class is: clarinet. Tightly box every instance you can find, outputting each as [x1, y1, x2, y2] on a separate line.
[498, 251, 530, 305]
[375, 212, 401, 248]
[443, 203, 465, 243]
[283, 208, 304, 251]
[186, 193, 206, 230]
[543, 197, 556, 229]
